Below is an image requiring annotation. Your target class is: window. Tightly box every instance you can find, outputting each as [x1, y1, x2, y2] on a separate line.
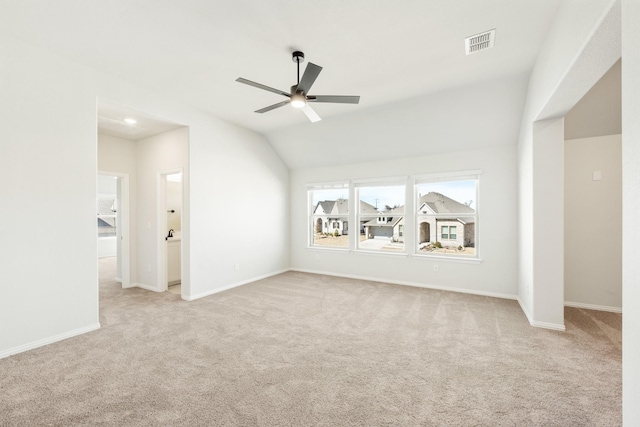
[356, 180, 405, 252]
[309, 182, 349, 248]
[416, 173, 478, 257]
[441, 225, 457, 240]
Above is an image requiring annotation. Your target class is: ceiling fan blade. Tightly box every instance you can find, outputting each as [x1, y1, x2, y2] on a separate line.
[308, 95, 360, 104]
[296, 63, 322, 94]
[236, 78, 290, 98]
[301, 104, 321, 123]
[255, 100, 290, 113]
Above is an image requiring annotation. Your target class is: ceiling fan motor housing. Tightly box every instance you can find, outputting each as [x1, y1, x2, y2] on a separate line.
[292, 51, 304, 63]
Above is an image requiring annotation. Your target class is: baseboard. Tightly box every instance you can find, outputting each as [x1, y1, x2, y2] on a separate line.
[132, 282, 162, 292]
[517, 297, 534, 325]
[530, 319, 566, 331]
[565, 301, 622, 313]
[290, 268, 518, 301]
[517, 297, 566, 331]
[184, 268, 291, 301]
[0, 323, 101, 360]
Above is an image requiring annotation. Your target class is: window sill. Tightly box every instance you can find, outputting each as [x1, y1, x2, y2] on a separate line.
[352, 249, 409, 257]
[411, 253, 483, 264]
[308, 246, 350, 252]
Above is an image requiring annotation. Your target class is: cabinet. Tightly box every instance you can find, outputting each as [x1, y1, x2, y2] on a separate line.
[167, 239, 181, 284]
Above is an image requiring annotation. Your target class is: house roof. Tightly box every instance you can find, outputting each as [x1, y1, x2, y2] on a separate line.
[360, 200, 379, 214]
[418, 192, 475, 215]
[315, 199, 378, 216]
[363, 217, 403, 228]
[383, 206, 405, 215]
[316, 201, 335, 215]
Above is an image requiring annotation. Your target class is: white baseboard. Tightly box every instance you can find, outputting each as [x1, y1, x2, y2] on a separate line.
[565, 301, 622, 313]
[0, 323, 101, 360]
[132, 282, 162, 292]
[291, 268, 518, 301]
[530, 319, 566, 331]
[185, 268, 290, 301]
[517, 297, 534, 324]
[517, 297, 566, 331]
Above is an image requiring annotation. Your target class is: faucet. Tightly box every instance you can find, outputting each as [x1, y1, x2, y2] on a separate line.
[166, 229, 174, 240]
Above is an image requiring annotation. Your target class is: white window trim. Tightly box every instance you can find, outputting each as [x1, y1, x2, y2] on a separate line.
[308, 181, 351, 251]
[355, 178, 407, 254]
[305, 172, 483, 264]
[413, 171, 480, 261]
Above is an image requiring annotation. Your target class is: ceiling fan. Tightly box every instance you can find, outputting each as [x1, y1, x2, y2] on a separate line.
[236, 51, 360, 123]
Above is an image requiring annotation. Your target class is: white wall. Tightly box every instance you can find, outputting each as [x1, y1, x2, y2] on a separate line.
[0, 36, 100, 355]
[531, 118, 566, 329]
[517, 0, 620, 328]
[564, 134, 621, 311]
[97, 237, 117, 259]
[188, 123, 290, 299]
[268, 74, 528, 170]
[622, 0, 640, 422]
[135, 127, 188, 291]
[291, 144, 518, 298]
[0, 34, 290, 357]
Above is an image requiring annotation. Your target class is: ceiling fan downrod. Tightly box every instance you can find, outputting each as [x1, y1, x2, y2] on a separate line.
[292, 51, 304, 86]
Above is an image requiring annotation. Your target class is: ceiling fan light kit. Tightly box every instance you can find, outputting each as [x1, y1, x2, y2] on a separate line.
[236, 50, 360, 122]
[290, 91, 306, 108]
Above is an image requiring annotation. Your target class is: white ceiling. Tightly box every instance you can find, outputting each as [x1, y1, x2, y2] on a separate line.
[0, 1, 562, 141]
[97, 99, 185, 141]
[565, 59, 621, 140]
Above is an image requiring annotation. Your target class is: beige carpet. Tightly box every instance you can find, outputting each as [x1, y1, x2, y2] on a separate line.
[0, 257, 621, 426]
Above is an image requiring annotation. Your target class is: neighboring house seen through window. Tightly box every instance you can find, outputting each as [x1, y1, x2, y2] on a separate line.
[309, 182, 349, 248]
[415, 173, 478, 257]
[356, 180, 405, 252]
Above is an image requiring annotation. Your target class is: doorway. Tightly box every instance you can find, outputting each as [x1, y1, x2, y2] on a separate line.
[97, 172, 130, 288]
[158, 169, 183, 296]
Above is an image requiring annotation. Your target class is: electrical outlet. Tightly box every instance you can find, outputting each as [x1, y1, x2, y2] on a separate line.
[433, 264, 439, 273]
[147, 264, 151, 273]
[234, 262, 239, 271]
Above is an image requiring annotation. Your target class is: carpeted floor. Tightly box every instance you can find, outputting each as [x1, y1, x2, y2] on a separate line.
[0, 257, 621, 426]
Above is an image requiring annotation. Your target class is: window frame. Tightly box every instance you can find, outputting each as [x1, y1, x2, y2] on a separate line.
[414, 171, 480, 260]
[308, 181, 351, 250]
[354, 177, 407, 254]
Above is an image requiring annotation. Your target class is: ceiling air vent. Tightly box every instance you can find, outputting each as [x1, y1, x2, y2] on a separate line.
[465, 29, 496, 55]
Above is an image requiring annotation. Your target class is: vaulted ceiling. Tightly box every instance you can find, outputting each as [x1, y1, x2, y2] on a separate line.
[1, 1, 563, 167]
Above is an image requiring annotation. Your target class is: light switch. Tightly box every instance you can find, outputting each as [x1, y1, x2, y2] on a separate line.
[593, 171, 602, 181]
